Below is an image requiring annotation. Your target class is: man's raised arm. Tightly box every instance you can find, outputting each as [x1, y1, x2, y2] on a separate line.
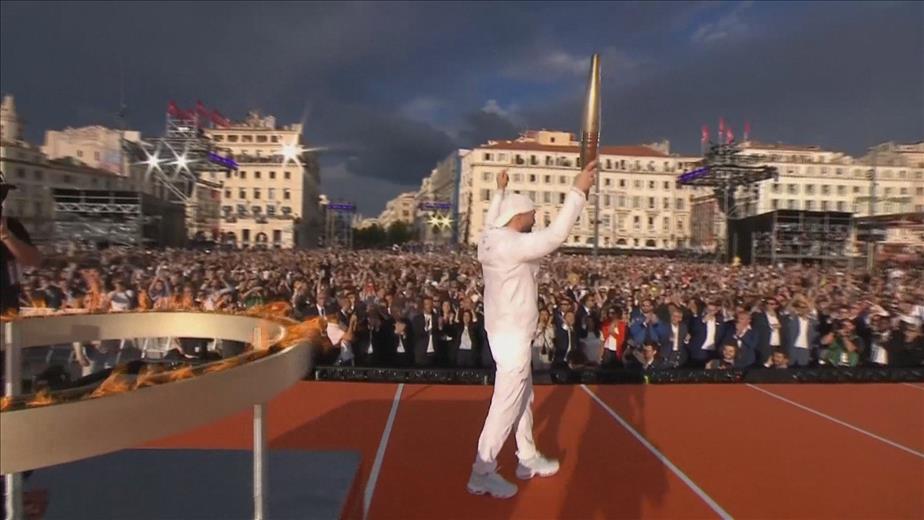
[505, 160, 598, 263]
[483, 169, 509, 230]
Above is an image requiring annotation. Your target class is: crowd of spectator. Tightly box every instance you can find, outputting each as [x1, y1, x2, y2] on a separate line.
[9, 246, 924, 376]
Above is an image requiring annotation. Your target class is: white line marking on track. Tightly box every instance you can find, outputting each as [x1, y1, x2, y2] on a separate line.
[746, 384, 924, 459]
[581, 385, 734, 520]
[363, 383, 405, 519]
[901, 383, 924, 392]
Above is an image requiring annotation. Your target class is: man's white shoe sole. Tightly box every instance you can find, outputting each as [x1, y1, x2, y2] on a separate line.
[515, 467, 559, 480]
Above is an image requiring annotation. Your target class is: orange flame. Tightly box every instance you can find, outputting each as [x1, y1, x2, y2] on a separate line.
[1, 396, 12, 411]
[89, 370, 133, 399]
[27, 389, 55, 408]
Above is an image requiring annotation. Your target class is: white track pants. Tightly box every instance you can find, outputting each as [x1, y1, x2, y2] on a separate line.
[473, 331, 538, 474]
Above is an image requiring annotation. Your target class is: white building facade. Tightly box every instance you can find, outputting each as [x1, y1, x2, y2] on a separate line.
[457, 130, 704, 249]
[205, 111, 322, 249]
[738, 141, 923, 217]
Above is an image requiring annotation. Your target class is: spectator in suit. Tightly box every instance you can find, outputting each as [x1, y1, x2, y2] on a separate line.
[554, 310, 581, 367]
[438, 299, 459, 367]
[306, 291, 336, 318]
[411, 297, 439, 366]
[687, 299, 723, 367]
[752, 297, 784, 366]
[782, 297, 819, 367]
[454, 309, 481, 367]
[661, 306, 689, 368]
[393, 318, 414, 367]
[722, 310, 759, 368]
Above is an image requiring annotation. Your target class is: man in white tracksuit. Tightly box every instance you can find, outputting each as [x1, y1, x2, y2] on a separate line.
[467, 159, 598, 498]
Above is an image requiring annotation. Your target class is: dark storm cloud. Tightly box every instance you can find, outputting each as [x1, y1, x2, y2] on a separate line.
[1, 1, 921, 214]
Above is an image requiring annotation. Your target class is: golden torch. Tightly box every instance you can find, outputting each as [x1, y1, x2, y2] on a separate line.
[581, 53, 602, 255]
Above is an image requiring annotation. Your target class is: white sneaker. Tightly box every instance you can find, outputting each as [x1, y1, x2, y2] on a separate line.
[515, 454, 560, 480]
[467, 470, 518, 499]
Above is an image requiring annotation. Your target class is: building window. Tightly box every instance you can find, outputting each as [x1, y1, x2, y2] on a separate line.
[663, 181, 670, 190]
[225, 189, 232, 199]
[559, 176, 567, 184]
[544, 175, 551, 184]
[772, 183, 781, 193]
[788, 200, 796, 210]
[604, 194, 611, 208]
[543, 192, 551, 203]
[556, 193, 564, 204]
[806, 200, 814, 210]
[255, 171, 262, 179]
[604, 178, 611, 187]
[806, 185, 815, 195]
[648, 181, 655, 190]
[821, 185, 830, 195]
[647, 216, 655, 229]
[916, 187, 924, 196]
[663, 216, 670, 231]
[677, 217, 684, 230]
[284, 189, 291, 200]
[771, 199, 779, 209]
[900, 187, 908, 195]
[663, 198, 670, 210]
[240, 171, 247, 179]
[836, 185, 846, 195]
[269, 171, 276, 179]
[242, 135, 253, 143]
[483, 153, 493, 161]
[853, 186, 861, 194]
[788, 184, 798, 194]
[481, 189, 490, 202]
[482, 171, 492, 182]
[402, 210, 410, 217]
[268, 188, 275, 200]
[634, 180, 642, 189]
[228, 135, 239, 143]
[284, 171, 291, 180]
[632, 196, 640, 209]
[618, 195, 626, 208]
[675, 198, 685, 210]
[619, 179, 626, 188]
[633, 216, 640, 230]
[648, 197, 656, 209]
[837, 201, 845, 211]
[529, 174, 537, 183]
[77, 150, 84, 158]
[254, 188, 261, 199]
[513, 174, 523, 183]
[821, 200, 829, 211]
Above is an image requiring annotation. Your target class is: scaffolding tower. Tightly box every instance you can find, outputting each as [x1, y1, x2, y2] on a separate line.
[323, 202, 355, 249]
[677, 141, 778, 262]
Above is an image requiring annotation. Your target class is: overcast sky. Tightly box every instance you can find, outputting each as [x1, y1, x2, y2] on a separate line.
[2, 1, 922, 215]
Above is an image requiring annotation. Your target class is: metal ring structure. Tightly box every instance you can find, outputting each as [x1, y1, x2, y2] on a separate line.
[1, 312, 312, 475]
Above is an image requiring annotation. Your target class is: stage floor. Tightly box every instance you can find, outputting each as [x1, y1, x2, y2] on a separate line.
[146, 381, 924, 519]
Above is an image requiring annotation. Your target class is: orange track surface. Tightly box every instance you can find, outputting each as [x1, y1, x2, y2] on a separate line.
[148, 382, 924, 519]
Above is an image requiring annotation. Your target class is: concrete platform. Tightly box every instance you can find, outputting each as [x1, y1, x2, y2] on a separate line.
[23, 449, 362, 520]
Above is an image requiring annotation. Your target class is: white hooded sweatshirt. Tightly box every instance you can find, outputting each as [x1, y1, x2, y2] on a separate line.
[477, 186, 587, 338]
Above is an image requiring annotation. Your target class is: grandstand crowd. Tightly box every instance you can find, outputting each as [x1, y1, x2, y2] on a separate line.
[6, 247, 923, 373]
